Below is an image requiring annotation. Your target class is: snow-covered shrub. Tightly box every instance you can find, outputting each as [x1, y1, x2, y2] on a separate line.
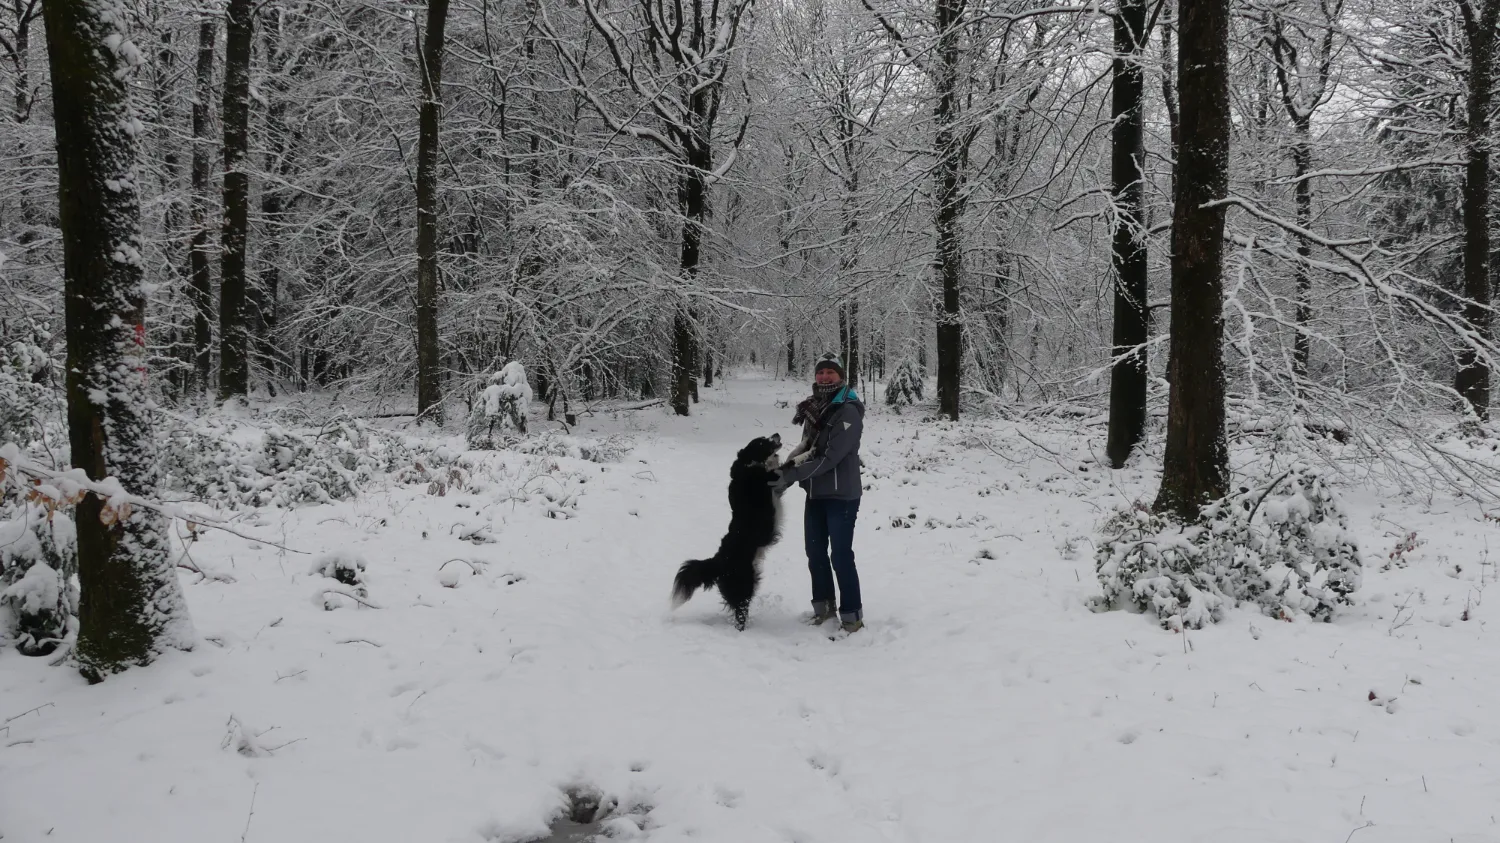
[311, 551, 372, 610]
[885, 356, 924, 412]
[507, 430, 632, 463]
[437, 558, 484, 588]
[1247, 467, 1361, 619]
[467, 362, 532, 448]
[0, 504, 79, 656]
[0, 328, 62, 455]
[1093, 465, 1361, 628]
[310, 551, 366, 586]
[158, 417, 420, 508]
[1093, 504, 1227, 629]
[422, 464, 473, 497]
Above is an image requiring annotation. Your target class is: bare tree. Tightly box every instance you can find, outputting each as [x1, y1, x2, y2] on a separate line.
[43, 0, 193, 680]
[544, 0, 754, 415]
[1263, 0, 1342, 387]
[775, 0, 899, 392]
[857, 0, 976, 419]
[1, 0, 42, 243]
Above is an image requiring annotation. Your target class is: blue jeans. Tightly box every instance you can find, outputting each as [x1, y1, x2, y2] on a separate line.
[805, 497, 861, 621]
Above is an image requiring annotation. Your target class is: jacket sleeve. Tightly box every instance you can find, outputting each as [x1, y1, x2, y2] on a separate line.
[779, 406, 861, 485]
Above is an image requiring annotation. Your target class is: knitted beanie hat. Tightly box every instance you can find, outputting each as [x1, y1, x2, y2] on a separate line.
[814, 354, 845, 378]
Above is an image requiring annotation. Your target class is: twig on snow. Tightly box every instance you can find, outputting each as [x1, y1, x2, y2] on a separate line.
[241, 783, 259, 843]
[5, 702, 54, 723]
[439, 558, 483, 574]
[1388, 592, 1416, 635]
[320, 589, 381, 609]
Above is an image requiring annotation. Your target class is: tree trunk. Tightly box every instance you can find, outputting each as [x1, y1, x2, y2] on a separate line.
[1160, 5, 1179, 194]
[672, 144, 708, 416]
[189, 16, 215, 395]
[218, 0, 253, 399]
[836, 199, 862, 391]
[10, 0, 40, 244]
[10, 1, 31, 123]
[839, 305, 850, 377]
[1106, 0, 1149, 469]
[257, 6, 289, 388]
[1456, 0, 1498, 421]
[415, 0, 450, 422]
[1158, 3, 1180, 387]
[1291, 121, 1313, 383]
[44, 0, 193, 680]
[848, 296, 860, 390]
[1266, 11, 1336, 391]
[933, 0, 966, 421]
[1154, 0, 1230, 519]
[837, 140, 862, 390]
[786, 328, 796, 377]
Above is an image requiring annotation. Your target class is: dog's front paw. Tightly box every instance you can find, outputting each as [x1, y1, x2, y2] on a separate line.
[788, 452, 811, 467]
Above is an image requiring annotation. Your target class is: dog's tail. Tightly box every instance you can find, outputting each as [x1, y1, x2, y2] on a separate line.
[671, 557, 721, 608]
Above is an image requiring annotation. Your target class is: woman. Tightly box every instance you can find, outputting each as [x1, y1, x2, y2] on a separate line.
[776, 355, 865, 634]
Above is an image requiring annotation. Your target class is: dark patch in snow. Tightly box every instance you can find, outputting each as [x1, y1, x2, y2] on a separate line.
[526, 786, 652, 842]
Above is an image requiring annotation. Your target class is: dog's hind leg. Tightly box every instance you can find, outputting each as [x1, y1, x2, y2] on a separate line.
[718, 565, 756, 631]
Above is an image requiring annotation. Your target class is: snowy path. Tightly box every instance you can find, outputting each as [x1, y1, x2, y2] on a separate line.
[3, 375, 1499, 842]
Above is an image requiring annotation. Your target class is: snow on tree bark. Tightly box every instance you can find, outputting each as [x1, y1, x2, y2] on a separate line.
[189, 13, 215, 394]
[219, 0, 253, 399]
[1106, 0, 1149, 469]
[1455, 0, 1499, 421]
[932, 0, 966, 422]
[416, 0, 451, 423]
[1155, 0, 1231, 520]
[42, 0, 194, 680]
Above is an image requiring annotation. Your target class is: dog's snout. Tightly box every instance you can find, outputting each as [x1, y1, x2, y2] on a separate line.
[770, 432, 781, 447]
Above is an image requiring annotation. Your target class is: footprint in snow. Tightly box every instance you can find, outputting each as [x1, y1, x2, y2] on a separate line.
[1118, 729, 1140, 745]
[714, 785, 742, 808]
[807, 752, 841, 776]
[385, 734, 420, 752]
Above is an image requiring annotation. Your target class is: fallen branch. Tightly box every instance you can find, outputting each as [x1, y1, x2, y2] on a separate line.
[0, 445, 308, 554]
[617, 399, 666, 411]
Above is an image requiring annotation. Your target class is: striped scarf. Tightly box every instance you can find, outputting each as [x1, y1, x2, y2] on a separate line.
[792, 381, 843, 428]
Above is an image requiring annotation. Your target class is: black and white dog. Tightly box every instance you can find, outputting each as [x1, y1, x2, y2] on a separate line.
[671, 433, 786, 630]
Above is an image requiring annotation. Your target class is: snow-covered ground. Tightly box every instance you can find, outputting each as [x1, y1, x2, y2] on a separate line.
[3, 373, 1498, 843]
